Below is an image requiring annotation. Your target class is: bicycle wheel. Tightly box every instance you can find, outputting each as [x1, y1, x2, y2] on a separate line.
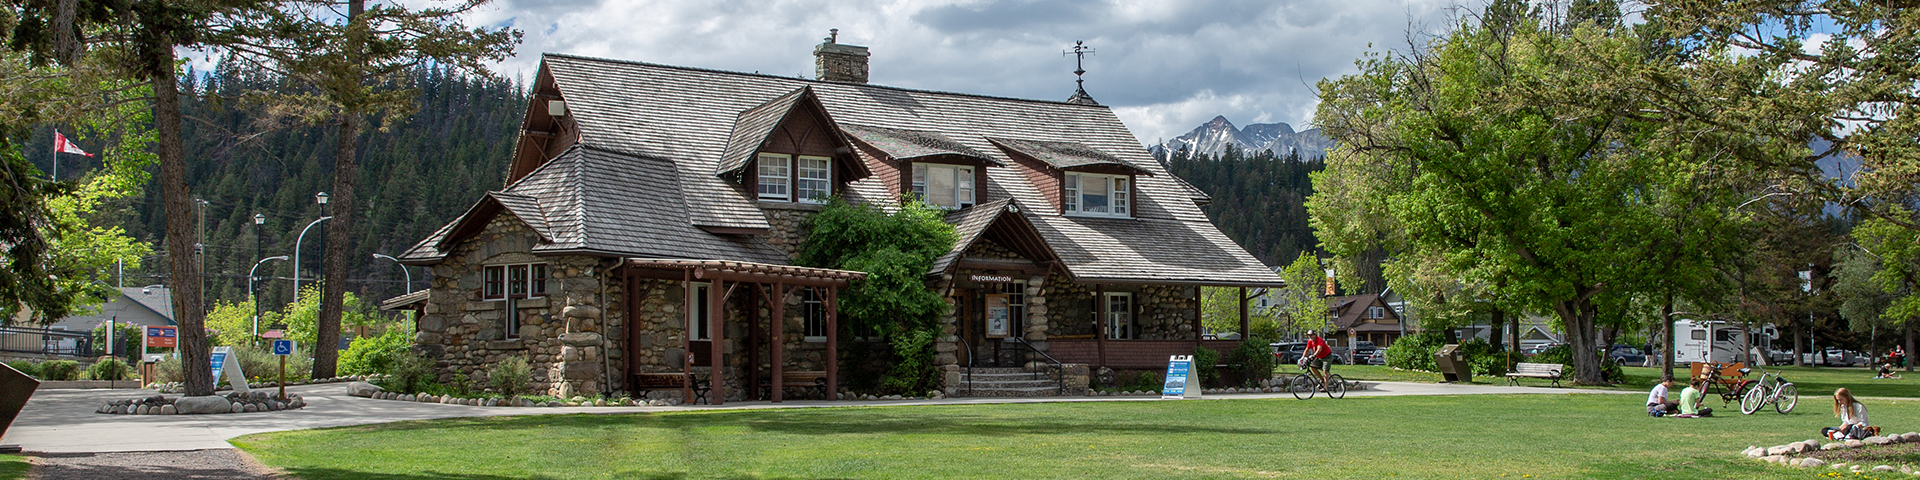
[1740, 384, 1769, 415]
[1774, 383, 1798, 414]
[1327, 375, 1347, 399]
[1290, 374, 1317, 400]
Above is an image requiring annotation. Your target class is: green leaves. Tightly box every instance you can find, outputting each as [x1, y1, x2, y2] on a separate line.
[796, 199, 958, 394]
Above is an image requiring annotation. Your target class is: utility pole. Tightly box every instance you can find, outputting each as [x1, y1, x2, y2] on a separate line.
[195, 198, 208, 307]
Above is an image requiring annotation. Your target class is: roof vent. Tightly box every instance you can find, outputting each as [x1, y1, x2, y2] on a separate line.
[814, 28, 869, 84]
[547, 99, 567, 117]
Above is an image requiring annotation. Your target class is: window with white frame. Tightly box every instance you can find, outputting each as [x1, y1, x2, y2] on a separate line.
[1368, 306, 1384, 319]
[1105, 292, 1134, 340]
[757, 153, 791, 201]
[802, 288, 827, 342]
[690, 283, 712, 341]
[1063, 172, 1130, 217]
[910, 163, 975, 209]
[797, 156, 832, 203]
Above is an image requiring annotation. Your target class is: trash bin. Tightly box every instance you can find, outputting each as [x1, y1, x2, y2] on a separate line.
[1435, 344, 1472, 383]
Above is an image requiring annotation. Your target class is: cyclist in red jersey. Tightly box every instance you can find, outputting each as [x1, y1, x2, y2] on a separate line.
[1301, 330, 1333, 389]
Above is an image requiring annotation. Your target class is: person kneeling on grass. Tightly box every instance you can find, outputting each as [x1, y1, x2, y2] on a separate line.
[1646, 375, 1679, 417]
[1823, 388, 1872, 440]
[1674, 377, 1712, 417]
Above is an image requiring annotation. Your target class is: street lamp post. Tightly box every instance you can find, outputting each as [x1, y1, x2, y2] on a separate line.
[249, 255, 290, 343]
[292, 216, 332, 302]
[372, 253, 411, 292]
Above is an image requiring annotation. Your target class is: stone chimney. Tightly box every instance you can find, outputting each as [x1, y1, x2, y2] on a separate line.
[814, 29, 869, 84]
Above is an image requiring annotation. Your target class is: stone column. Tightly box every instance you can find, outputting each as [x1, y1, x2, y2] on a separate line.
[1025, 274, 1049, 363]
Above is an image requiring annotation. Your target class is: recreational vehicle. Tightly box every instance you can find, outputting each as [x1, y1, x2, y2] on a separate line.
[1673, 319, 1778, 365]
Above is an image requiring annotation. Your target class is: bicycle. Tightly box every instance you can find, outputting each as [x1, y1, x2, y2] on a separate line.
[1290, 362, 1346, 399]
[1738, 367, 1798, 415]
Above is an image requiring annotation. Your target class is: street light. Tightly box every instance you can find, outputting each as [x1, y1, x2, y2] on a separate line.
[249, 255, 290, 343]
[292, 216, 333, 301]
[372, 253, 412, 292]
[315, 192, 328, 206]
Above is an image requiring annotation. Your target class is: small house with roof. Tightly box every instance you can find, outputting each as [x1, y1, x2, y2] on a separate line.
[395, 35, 1283, 402]
[1326, 293, 1403, 348]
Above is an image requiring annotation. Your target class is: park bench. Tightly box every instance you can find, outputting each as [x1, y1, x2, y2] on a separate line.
[631, 372, 709, 404]
[1506, 362, 1565, 387]
[758, 371, 828, 400]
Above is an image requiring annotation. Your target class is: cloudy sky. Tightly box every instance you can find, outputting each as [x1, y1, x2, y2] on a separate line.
[460, 0, 1459, 144]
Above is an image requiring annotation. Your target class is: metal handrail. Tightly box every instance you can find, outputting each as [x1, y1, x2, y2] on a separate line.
[958, 335, 975, 397]
[1008, 336, 1066, 395]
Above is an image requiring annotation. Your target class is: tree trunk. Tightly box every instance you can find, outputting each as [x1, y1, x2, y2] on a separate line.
[1554, 299, 1604, 384]
[1661, 292, 1674, 379]
[151, 52, 211, 396]
[1794, 326, 1804, 366]
[1509, 311, 1520, 353]
[1905, 322, 1914, 372]
[1492, 309, 1506, 351]
[313, 112, 359, 378]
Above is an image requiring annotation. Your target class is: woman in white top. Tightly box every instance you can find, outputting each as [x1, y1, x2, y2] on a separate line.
[1825, 388, 1871, 440]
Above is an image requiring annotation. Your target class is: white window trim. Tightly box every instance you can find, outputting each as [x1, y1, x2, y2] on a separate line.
[797, 155, 832, 204]
[910, 163, 976, 209]
[1064, 172, 1131, 218]
[758, 153, 792, 201]
[691, 283, 712, 341]
[803, 288, 827, 343]
[1105, 292, 1134, 340]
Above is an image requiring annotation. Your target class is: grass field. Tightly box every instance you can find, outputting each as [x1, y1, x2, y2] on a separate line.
[235, 393, 1920, 479]
[1334, 364, 1919, 398]
[0, 454, 25, 480]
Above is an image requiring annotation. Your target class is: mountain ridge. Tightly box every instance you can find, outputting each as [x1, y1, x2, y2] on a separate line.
[1152, 115, 1333, 160]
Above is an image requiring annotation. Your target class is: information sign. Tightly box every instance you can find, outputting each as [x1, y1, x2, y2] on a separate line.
[144, 326, 177, 348]
[210, 346, 250, 392]
[985, 294, 1010, 338]
[1162, 355, 1201, 399]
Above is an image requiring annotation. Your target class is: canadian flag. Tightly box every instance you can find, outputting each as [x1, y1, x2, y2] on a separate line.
[54, 132, 92, 157]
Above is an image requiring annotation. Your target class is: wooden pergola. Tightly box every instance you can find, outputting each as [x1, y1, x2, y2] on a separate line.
[624, 259, 866, 404]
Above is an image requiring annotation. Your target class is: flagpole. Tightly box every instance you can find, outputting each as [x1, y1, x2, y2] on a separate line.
[50, 130, 56, 180]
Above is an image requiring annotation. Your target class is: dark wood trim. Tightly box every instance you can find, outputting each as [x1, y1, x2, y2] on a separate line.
[698, 226, 771, 236]
[682, 269, 694, 404]
[1095, 284, 1107, 369]
[955, 258, 1045, 274]
[694, 269, 853, 288]
[1238, 287, 1250, 339]
[708, 278, 726, 405]
[771, 283, 787, 403]
[825, 287, 839, 401]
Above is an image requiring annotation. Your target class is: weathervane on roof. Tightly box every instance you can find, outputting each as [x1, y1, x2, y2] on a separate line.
[1064, 40, 1098, 105]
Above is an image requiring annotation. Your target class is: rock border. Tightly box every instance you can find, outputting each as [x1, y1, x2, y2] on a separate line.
[96, 391, 306, 415]
[150, 374, 386, 394]
[1741, 432, 1920, 473]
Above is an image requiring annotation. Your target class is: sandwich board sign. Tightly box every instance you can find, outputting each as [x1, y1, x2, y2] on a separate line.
[209, 346, 251, 392]
[1161, 355, 1200, 399]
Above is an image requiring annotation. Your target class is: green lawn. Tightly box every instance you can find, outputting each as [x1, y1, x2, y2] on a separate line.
[1335, 364, 1920, 398]
[234, 393, 1920, 479]
[0, 454, 25, 480]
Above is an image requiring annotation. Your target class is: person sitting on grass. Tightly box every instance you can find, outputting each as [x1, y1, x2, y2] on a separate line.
[1675, 377, 1712, 417]
[1877, 364, 1902, 380]
[1646, 375, 1679, 417]
[1823, 388, 1871, 440]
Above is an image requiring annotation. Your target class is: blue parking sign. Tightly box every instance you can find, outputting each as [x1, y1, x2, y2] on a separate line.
[272, 339, 295, 356]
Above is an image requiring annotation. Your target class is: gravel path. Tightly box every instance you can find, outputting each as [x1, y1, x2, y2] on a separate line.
[28, 450, 277, 480]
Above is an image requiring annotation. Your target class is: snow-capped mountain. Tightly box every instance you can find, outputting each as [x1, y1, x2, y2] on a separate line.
[1153, 116, 1334, 161]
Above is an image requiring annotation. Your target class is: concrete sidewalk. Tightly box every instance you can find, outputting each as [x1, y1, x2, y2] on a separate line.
[2, 380, 1629, 453]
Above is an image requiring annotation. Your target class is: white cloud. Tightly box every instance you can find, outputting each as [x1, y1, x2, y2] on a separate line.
[460, 0, 1457, 141]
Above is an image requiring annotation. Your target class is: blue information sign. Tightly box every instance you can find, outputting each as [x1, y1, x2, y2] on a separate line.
[1162, 355, 1195, 399]
[272, 339, 295, 356]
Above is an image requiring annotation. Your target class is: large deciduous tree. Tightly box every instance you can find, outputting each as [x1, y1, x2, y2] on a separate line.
[215, 0, 518, 377]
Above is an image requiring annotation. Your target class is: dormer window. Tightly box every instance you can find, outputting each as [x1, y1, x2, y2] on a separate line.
[796, 156, 832, 203]
[757, 153, 791, 200]
[1064, 172, 1130, 217]
[911, 163, 975, 209]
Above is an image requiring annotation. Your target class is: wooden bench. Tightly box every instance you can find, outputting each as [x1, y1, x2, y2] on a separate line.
[758, 371, 828, 400]
[631, 372, 709, 404]
[1506, 362, 1565, 387]
[1690, 362, 1748, 388]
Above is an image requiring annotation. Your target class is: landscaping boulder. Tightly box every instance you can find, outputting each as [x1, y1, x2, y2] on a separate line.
[346, 382, 383, 397]
[1767, 445, 1793, 456]
[1799, 458, 1826, 468]
[1873, 465, 1895, 472]
[1823, 442, 1848, 451]
[174, 396, 232, 415]
[1846, 440, 1865, 448]
[1902, 432, 1920, 443]
[1866, 436, 1894, 446]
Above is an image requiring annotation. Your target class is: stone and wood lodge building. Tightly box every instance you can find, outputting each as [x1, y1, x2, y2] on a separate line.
[394, 36, 1284, 403]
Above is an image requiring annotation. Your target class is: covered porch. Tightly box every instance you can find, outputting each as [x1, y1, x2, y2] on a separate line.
[622, 259, 866, 404]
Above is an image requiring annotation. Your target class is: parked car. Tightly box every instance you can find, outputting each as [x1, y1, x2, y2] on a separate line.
[1523, 343, 1564, 357]
[1608, 345, 1649, 366]
[1364, 349, 1388, 365]
[1767, 349, 1795, 365]
[1350, 341, 1380, 360]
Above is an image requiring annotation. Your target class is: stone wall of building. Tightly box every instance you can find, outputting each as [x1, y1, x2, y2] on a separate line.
[415, 213, 627, 399]
[759, 203, 820, 261]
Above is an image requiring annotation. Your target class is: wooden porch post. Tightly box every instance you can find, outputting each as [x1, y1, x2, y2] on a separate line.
[826, 286, 839, 401]
[709, 277, 725, 405]
[682, 269, 693, 405]
[1238, 287, 1250, 340]
[747, 285, 760, 400]
[1095, 284, 1107, 369]
[1192, 286, 1203, 344]
[771, 283, 785, 403]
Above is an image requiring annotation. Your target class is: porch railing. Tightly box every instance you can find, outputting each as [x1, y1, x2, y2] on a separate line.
[1008, 336, 1065, 396]
[0, 326, 96, 358]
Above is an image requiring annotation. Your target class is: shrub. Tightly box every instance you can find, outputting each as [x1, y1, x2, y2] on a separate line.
[38, 360, 79, 380]
[340, 324, 413, 376]
[488, 356, 532, 398]
[1386, 331, 1444, 371]
[152, 356, 182, 384]
[1533, 344, 1572, 366]
[1126, 371, 1162, 392]
[1192, 345, 1221, 387]
[87, 358, 132, 381]
[6, 361, 38, 378]
[377, 351, 436, 394]
[1222, 337, 1278, 387]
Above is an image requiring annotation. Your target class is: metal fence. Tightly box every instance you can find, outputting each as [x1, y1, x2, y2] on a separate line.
[0, 326, 95, 358]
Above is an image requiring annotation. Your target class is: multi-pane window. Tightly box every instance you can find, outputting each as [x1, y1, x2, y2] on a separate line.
[1367, 306, 1384, 319]
[757, 153, 791, 200]
[1105, 292, 1134, 340]
[910, 163, 975, 209]
[797, 156, 832, 203]
[1002, 281, 1027, 339]
[691, 283, 712, 341]
[803, 288, 827, 341]
[1063, 172, 1131, 217]
[508, 265, 529, 298]
[484, 266, 505, 300]
[530, 264, 548, 297]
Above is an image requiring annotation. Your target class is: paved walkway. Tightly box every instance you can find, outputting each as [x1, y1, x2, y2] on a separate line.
[3, 380, 1629, 454]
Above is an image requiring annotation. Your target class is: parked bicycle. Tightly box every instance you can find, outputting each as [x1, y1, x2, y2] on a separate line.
[1290, 364, 1346, 399]
[1738, 367, 1798, 415]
